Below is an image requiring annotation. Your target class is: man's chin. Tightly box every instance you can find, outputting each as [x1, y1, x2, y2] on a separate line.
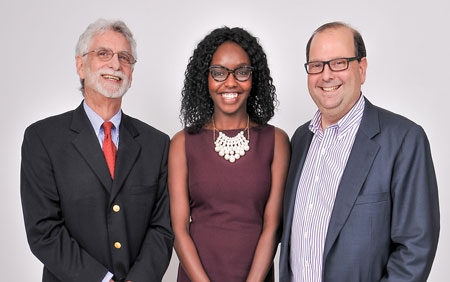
[96, 79, 130, 98]
[97, 85, 129, 99]
[100, 91, 127, 99]
[84, 80, 129, 99]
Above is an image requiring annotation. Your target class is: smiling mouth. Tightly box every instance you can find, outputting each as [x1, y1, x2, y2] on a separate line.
[320, 85, 341, 92]
[220, 92, 239, 99]
[101, 74, 121, 81]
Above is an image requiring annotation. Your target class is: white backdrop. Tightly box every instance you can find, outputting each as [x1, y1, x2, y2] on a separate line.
[1, 0, 448, 281]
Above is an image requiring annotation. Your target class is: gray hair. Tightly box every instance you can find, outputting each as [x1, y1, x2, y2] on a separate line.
[75, 18, 137, 60]
[76, 19, 137, 95]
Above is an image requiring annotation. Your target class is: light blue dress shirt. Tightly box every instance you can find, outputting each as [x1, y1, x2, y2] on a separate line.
[83, 100, 121, 149]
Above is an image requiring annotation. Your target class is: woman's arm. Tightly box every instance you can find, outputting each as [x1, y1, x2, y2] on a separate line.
[168, 131, 211, 282]
[246, 127, 290, 282]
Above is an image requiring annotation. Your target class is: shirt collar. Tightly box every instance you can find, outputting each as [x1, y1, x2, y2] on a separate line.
[309, 94, 365, 135]
[83, 100, 122, 135]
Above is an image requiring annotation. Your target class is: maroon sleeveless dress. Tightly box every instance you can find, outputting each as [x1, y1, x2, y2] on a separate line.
[177, 125, 275, 282]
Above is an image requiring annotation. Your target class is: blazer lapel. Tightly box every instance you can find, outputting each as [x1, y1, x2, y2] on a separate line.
[109, 114, 141, 203]
[284, 125, 314, 242]
[323, 98, 381, 260]
[280, 123, 314, 280]
[71, 103, 113, 191]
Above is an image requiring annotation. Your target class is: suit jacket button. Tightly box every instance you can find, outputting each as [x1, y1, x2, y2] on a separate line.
[114, 242, 122, 249]
[113, 205, 120, 212]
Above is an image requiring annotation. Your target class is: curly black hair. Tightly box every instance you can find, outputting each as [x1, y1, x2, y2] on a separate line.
[180, 27, 277, 133]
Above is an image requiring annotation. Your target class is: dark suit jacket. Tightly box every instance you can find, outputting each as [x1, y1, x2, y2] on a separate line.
[21, 103, 173, 282]
[279, 98, 440, 282]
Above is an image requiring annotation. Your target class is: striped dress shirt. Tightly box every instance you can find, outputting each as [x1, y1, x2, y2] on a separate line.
[290, 95, 365, 282]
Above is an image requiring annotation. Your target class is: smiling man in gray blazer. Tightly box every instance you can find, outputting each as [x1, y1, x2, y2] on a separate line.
[279, 22, 440, 282]
[21, 19, 173, 282]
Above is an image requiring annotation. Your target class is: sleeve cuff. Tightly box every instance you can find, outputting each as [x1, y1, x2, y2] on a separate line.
[101, 271, 114, 282]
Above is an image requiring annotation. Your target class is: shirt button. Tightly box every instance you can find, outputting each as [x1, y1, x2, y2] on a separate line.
[309, 204, 313, 210]
[303, 232, 308, 238]
[314, 176, 319, 182]
[321, 148, 326, 155]
[113, 205, 120, 212]
[114, 242, 121, 249]
[305, 260, 310, 267]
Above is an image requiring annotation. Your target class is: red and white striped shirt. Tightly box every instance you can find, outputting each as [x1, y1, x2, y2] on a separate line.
[290, 95, 365, 282]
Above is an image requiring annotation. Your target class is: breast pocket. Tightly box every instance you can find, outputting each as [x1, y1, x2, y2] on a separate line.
[355, 192, 389, 205]
[131, 183, 158, 195]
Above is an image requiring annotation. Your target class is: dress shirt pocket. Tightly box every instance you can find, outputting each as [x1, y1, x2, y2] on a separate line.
[355, 192, 389, 205]
[131, 183, 158, 195]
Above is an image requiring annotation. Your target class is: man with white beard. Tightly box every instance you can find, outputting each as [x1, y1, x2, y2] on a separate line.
[20, 19, 173, 282]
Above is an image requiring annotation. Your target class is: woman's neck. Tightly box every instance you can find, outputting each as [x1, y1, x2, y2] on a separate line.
[212, 113, 249, 130]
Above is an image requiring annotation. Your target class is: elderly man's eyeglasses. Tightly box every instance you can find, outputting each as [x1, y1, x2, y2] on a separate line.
[83, 48, 137, 65]
[304, 57, 360, 74]
[209, 66, 254, 82]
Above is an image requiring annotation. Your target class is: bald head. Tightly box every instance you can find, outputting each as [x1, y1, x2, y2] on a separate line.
[306, 22, 366, 62]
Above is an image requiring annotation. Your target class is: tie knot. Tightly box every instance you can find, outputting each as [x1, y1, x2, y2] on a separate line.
[102, 121, 114, 134]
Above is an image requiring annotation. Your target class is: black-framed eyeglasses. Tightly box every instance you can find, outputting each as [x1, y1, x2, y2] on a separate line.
[83, 48, 137, 65]
[304, 56, 360, 74]
[209, 66, 254, 82]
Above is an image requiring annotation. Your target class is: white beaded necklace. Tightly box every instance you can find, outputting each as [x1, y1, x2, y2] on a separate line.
[212, 116, 250, 163]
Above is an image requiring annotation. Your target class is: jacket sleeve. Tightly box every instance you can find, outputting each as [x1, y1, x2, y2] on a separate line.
[126, 135, 174, 282]
[382, 125, 440, 282]
[20, 125, 108, 282]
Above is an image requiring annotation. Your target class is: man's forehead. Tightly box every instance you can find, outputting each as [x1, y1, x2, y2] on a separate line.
[310, 27, 355, 56]
[314, 27, 353, 43]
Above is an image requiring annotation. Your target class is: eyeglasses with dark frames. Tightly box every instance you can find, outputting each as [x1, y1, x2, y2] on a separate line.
[82, 48, 137, 65]
[304, 56, 360, 74]
[209, 66, 254, 82]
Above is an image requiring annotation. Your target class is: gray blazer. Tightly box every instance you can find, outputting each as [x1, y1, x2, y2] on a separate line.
[279, 98, 440, 282]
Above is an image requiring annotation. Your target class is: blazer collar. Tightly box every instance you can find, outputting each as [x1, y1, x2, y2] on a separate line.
[70, 102, 141, 198]
[71, 102, 113, 191]
[109, 114, 141, 203]
[284, 126, 314, 222]
[281, 123, 314, 262]
[323, 97, 381, 261]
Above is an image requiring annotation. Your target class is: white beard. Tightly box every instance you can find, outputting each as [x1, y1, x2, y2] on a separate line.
[84, 67, 131, 98]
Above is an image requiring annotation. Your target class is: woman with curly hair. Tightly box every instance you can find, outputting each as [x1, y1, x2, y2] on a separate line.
[168, 27, 290, 282]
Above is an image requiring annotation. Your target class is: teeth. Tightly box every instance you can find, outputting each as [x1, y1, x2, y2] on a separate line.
[102, 74, 120, 81]
[322, 85, 340, 91]
[222, 93, 238, 99]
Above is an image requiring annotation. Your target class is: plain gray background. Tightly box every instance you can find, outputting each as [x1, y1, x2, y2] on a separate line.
[1, 0, 448, 280]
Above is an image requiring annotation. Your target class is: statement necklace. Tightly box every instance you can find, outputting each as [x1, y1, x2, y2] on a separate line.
[212, 116, 250, 163]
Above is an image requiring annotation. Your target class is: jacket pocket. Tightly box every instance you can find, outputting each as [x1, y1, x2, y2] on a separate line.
[355, 192, 389, 205]
[131, 183, 157, 195]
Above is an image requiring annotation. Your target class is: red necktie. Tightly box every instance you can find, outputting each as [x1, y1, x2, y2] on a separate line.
[102, 122, 117, 179]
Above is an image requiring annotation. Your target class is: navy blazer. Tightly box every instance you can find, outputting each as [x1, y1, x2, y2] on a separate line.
[21, 103, 173, 282]
[279, 98, 440, 282]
